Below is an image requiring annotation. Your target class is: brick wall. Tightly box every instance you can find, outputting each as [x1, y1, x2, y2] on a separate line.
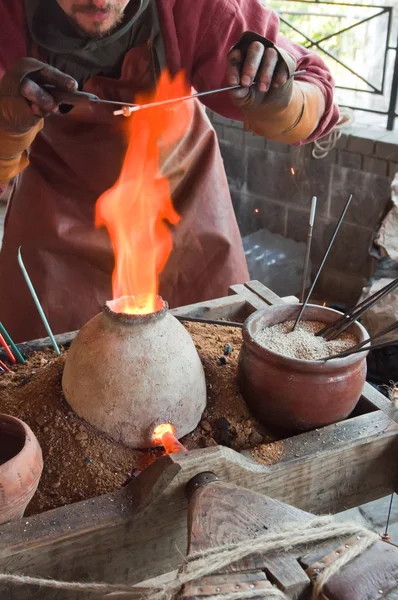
[209, 111, 397, 304]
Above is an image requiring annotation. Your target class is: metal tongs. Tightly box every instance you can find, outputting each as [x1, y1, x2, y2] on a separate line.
[44, 70, 306, 118]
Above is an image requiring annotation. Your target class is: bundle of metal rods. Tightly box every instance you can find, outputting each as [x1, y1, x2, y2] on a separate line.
[321, 321, 398, 361]
[317, 277, 398, 341]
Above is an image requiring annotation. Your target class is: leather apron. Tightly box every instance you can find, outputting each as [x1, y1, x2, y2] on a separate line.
[0, 2, 249, 343]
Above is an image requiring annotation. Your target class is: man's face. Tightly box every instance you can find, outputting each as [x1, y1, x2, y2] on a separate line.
[56, 0, 130, 38]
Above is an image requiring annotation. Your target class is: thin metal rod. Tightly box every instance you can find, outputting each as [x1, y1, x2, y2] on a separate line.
[384, 494, 395, 536]
[0, 322, 25, 364]
[328, 321, 398, 359]
[319, 339, 398, 361]
[176, 316, 243, 328]
[17, 247, 61, 356]
[300, 196, 317, 304]
[0, 332, 16, 364]
[113, 70, 307, 115]
[318, 277, 398, 339]
[292, 194, 353, 331]
[387, 35, 398, 130]
[0, 359, 11, 373]
[318, 278, 398, 337]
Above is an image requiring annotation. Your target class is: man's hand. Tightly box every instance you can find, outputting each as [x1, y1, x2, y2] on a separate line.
[226, 32, 296, 110]
[0, 58, 78, 132]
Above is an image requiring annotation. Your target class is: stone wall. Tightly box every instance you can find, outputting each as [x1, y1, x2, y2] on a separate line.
[209, 111, 397, 304]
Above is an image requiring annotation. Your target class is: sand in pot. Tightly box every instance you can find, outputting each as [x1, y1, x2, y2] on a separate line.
[239, 304, 369, 432]
[62, 296, 207, 449]
[254, 320, 357, 360]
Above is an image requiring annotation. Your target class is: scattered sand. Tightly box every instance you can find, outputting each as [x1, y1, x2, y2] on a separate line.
[254, 320, 357, 361]
[250, 441, 284, 466]
[0, 323, 281, 516]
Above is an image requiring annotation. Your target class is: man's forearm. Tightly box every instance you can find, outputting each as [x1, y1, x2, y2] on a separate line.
[243, 81, 326, 144]
[0, 120, 43, 183]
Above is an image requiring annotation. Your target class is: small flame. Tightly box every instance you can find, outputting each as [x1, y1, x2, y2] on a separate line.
[95, 71, 192, 315]
[322, 301, 327, 307]
[291, 168, 295, 175]
[152, 423, 187, 454]
[254, 208, 259, 214]
[153, 423, 175, 442]
[107, 294, 164, 316]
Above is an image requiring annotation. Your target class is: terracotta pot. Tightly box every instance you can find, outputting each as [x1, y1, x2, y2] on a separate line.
[62, 296, 207, 449]
[0, 414, 43, 524]
[238, 304, 369, 433]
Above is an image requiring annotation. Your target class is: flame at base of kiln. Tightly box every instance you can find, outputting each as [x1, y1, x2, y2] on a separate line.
[153, 423, 187, 454]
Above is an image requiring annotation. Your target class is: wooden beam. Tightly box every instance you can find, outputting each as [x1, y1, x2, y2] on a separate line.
[243, 281, 287, 306]
[228, 284, 270, 311]
[1, 410, 397, 600]
[360, 382, 398, 425]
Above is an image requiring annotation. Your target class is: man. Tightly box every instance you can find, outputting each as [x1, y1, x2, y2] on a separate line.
[0, 0, 338, 342]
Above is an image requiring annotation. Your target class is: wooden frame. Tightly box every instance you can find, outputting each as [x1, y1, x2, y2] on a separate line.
[1, 281, 398, 600]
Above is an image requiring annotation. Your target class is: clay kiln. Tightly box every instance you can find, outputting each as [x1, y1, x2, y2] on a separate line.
[62, 294, 206, 448]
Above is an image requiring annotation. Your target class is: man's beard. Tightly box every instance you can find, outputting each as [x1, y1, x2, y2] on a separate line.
[69, 3, 125, 38]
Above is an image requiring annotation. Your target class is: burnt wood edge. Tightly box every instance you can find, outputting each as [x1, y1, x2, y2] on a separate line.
[1, 410, 397, 562]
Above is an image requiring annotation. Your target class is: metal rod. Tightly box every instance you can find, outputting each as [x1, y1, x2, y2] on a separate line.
[0, 322, 25, 364]
[384, 494, 395, 537]
[318, 277, 398, 339]
[292, 194, 353, 331]
[17, 247, 61, 356]
[176, 316, 243, 328]
[329, 321, 398, 358]
[113, 70, 307, 116]
[318, 281, 397, 337]
[387, 35, 398, 131]
[0, 332, 16, 364]
[300, 196, 317, 304]
[319, 339, 397, 361]
[0, 359, 11, 373]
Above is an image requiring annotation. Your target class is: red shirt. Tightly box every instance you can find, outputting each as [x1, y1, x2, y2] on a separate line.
[0, 0, 338, 143]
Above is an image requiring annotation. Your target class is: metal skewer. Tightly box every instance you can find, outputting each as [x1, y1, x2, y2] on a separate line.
[292, 194, 353, 332]
[319, 338, 398, 362]
[318, 277, 398, 340]
[323, 321, 398, 362]
[300, 196, 317, 304]
[113, 70, 308, 116]
[176, 316, 243, 327]
[7, 70, 308, 113]
[18, 247, 61, 356]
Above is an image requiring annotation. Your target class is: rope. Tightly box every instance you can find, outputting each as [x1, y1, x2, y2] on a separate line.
[312, 107, 354, 159]
[0, 516, 380, 599]
[312, 529, 379, 599]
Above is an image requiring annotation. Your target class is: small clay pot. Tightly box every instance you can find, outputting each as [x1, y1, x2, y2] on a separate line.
[0, 414, 43, 524]
[238, 304, 369, 433]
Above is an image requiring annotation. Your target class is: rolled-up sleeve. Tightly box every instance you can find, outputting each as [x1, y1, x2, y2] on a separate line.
[159, 0, 339, 143]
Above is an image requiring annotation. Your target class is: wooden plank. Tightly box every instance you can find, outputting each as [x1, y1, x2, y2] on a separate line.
[1, 410, 397, 600]
[0, 330, 78, 359]
[187, 480, 311, 596]
[228, 284, 270, 311]
[243, 281, 287, 306]
[170, 294, 250, 321]
[281, 295, 299, 304]
[361, 382, 398, 425]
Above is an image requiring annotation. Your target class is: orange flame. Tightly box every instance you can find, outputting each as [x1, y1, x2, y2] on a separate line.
[291, 168, 295, 175]
[95, 71, 192, 315]
[152, 423, 187, 454]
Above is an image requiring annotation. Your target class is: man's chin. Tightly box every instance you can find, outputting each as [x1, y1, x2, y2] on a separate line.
[73, 15, 122, 38]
